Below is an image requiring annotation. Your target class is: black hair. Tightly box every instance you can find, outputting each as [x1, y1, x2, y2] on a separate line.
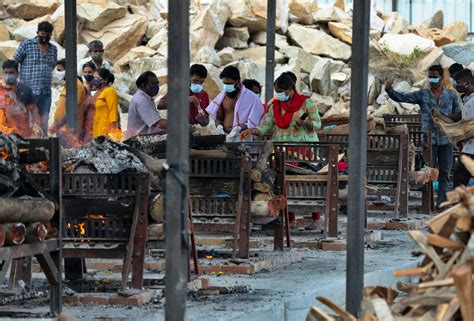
[454, 68, 473, 83]
[220, 66, 240, 81]
[2, 60, 18, 71]
[274, 73, 296, 90]
[428, 65, 444, 77]
[56, 58, 66, 68]
[281, 71, 297, 85]
[82, 61, 97, 72]
[190, 64, 208, 79]
[449, 63, 464, 76]
[242, 79, 261, 91]
[97, 68, 114, 85]
[136, 71, 158, 88]
[37, 21, 54, 33]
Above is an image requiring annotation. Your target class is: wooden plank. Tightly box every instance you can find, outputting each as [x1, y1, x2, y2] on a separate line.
[316, 297, 357, 321]
[452, 264, 473, 321]
[285, 163, 317, 175]
[370, 298, 394, 321]
[306, 306, 336, 321]
[393, 267, 426, 277]
[426, 234, 465, 250]
[409, 231, 445, 273]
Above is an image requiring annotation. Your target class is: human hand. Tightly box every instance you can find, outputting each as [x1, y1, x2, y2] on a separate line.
[240, 128, 259, 140]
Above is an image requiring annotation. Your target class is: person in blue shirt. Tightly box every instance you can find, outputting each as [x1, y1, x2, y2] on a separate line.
[14, 21, 57, 134]
[385, 64, 460, 209]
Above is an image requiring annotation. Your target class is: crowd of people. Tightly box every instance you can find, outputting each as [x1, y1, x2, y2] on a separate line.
[1, 20, 474, 215]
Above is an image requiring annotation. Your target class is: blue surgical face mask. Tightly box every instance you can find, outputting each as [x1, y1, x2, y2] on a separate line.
[276, 92, 289, 101]
[83, 74, 94, 83]
[92, 79, 103, 89]
[224, 83, 236, 93]
[428, 77, 440, 84]
[147, 84, 160, 97]
[190, 83, 204, 94]
[3, 73, 18, 86]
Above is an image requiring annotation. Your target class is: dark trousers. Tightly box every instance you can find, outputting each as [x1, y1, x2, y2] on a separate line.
[453, 153, 474, 188]
[432, 144, 453, 206]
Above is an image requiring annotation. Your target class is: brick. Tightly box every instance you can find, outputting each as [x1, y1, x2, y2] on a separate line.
[385, 222, 410, 230]
[321, 241, 347, 251]
[201, 277, 210, 289]
[110, 292, 153, 305]
[367, 222, 387, 229]
[80, 295, 110, 305]
[291, 241, 320, 249]
[222, 264, 253, 274]
[63, 295, 80, 304]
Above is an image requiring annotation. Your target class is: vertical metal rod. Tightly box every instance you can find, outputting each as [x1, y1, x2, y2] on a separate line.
[346, 0, 371, 317]
[165, 0, 190, 320]
[265, 0, 276, 103]
[64, 0, 78, 132]
[392, 0, 398, 11]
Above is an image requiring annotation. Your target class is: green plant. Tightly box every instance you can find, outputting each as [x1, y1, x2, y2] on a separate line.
[381, 46, 423, 70]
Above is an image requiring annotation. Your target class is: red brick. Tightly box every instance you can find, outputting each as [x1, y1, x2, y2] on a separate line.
[367, 222, 387, 229]
[80, 295, 110, 305]
[200, 277, 210, 289]
[321, 241, 347, 251]
[385, 222, 410, 230]
[63, 295, 80, 304]
[222, 264, 253, 274]
[110, 292, 153, 305]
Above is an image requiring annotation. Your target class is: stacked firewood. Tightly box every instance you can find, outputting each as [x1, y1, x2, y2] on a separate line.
[306, 157, 474, 321]
[0, 134, 55, 247]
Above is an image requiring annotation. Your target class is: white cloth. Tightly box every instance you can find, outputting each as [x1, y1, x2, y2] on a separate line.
[215, 124, 225, 135]
[206, 85, 264, 129]
[461, 93, 474, 155]
[225, 126, 241, 142]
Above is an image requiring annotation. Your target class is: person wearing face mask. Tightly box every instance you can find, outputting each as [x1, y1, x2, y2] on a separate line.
[448, 63, 464, 88]
[241, 73, 322, 230]
[91, 68, 121, 140]
[81, 62, 96, 92]
[14, 21, 57, 134]
[0, 60, 41, 137]
[157, 64, 209, 126]
[126, 71, 167, 139]
[447, 69, 474, 188]
[80, 62, 97, 144]
[385, 64, 460, 209]
[77, 41, 112, 75]
[206, 66, 264, 141]
[49, 60, 87, 143]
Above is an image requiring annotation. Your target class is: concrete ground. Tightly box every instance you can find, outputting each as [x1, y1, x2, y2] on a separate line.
[0, 229, 421, 321]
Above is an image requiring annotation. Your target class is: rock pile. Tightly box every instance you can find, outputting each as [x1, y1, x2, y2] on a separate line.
[0, 0, 471, 129]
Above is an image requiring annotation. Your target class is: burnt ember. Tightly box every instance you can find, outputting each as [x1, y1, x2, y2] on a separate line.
[62, 136, 148, 174]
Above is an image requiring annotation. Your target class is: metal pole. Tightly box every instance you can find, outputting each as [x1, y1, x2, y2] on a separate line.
[392, 0, 398, 12]
[346, 0, 371, 317]
[165, 0, 190, 320]
[64, 0, 78, 132]
[265, 0, 276, 103]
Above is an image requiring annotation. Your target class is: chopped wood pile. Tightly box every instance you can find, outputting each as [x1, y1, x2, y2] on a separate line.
[306, 155, 474, 321]
[0, 133, 55, 247]
[432, 109, 474, 146]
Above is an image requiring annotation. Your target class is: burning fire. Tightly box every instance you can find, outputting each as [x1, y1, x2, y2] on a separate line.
[57, 127, 82, 148]
[0, 149, 8, 160]
[107, 129, 124, 142]
[66, 221, 86, 236]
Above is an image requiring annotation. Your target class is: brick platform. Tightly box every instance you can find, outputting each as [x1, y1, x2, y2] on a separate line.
[64, 291, 154, 306]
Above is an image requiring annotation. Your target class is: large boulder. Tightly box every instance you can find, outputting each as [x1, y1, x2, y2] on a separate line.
[0, 41, 19, 65]
[0, 22, 10, 41]
[218, 47, 238, 65]
[251, 31, 289, 49]
[421, 10, 443, 29]
[276, 58, 302, 91]
[289, 0, 318, 25]
[80, 14, 148, 62]
[225, 60, 266, 85]
[190, 2, 231, 54]
[129, 56, 167, 80]
[328, 22, 352, 44]
[378, 34, 435, 56]
[77, 2, 126, 32]
[417, 47, 444, 71]
[238, 47, 285, 65]
[441, 42, 474, 67]
[288, 23, 351, 61]
[370, 12, 386, 32]
[194, 46, 221, 67]
[312, 6, 350, 23]
[6, 1, 59, 20]
[215, 27, 250, 50]
[50, 4, 65, 43]
[443, 22, 468, 43]
[202, 63, 223, 100]
[227, 0, 288, 33]
[279, 46, 319, 73]
[383, 12, 409, 34]
[115, 46, 157, 72]
[415, 28, 454, 47]
[147, 28, 167, 50]
[309, 58, 345, 96]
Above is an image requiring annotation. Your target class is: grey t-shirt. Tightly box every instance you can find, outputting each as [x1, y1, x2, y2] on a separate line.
[125, 89, 161, 139]
[461, 93, 474, 155]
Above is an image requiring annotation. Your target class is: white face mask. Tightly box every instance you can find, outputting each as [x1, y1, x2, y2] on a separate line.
[55, 70, 66, 80]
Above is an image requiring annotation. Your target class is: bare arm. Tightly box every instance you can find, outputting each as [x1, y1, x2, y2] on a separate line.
[157, 96, 168, 110]
[216, 105, 225, 127]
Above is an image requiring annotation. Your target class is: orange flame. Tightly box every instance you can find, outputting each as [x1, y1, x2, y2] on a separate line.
[78, 223, 86, 236]
[0, 149, 8, 160]
[107, 129, 124, 142]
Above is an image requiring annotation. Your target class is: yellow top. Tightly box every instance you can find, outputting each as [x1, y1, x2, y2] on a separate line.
[93, 86, 119, 138]
[53, 79, 86, 129]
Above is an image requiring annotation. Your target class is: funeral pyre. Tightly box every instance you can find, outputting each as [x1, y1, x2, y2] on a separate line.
[0, 133, 55, 247]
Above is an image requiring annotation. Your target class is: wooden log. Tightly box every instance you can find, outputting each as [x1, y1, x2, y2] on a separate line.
[43, 222, 59, 239]
[148, 223, 164, 241]
[0, 197, 55, 224]
[190, 179, 239, 196]
[4, 223, 26, 245]
[426, 234, 464, 250]
[316, 297, 357, 321]
[385, 124, 408, 135]
[393, 267, 426, 277]
[252, 169, 276, 193]
[25, 222, 47, 243]
[149, 193, 164, 223]
[253, 183, 271, 193]
[461, 154, 474, 176]
[317, 153, 344, 175]
[253, 192, 273, 201]
[306, 306, 336, 321]
[432, 110, 474, 145]
[409, 167, 439, 187]
[318, 118, 376, 135]
[285, 163, 317, 175]
[452, 264, 473, 321]
[250, 141, 273, 183]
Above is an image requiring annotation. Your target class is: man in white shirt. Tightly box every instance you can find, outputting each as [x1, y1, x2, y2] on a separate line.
[451, 68, 474, 187]
[77, 40, 113, 74]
